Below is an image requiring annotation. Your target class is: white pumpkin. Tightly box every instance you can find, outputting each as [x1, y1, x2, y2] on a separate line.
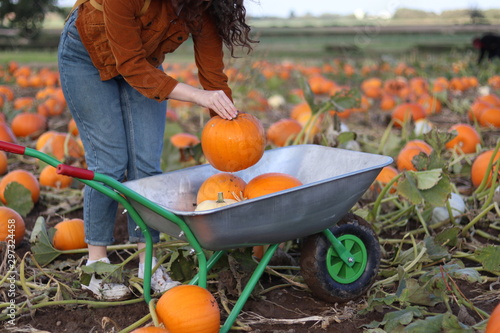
[195, 192, 238, 211]
[431, 192, 466, 224]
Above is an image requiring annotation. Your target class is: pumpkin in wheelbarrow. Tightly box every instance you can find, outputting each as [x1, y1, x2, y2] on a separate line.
[201, 112, 266, 172]
[244, 172, 303, 199]
[196, 172, 246, 204]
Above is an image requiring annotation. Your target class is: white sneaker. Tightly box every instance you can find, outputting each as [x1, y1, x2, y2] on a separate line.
[82, 275, 131, 301]
[82, 257, 131, 301]
[138, 258, 181, 294]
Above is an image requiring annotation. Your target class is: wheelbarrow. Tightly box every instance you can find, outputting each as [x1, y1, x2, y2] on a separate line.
[0, 141, 392, 332]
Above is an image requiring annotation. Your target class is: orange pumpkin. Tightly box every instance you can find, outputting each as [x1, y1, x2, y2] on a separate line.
[196, 173, 246, 204]
[244, 172, 303, 199]
[0, 151, 8, 175]
[396, 140, 433, 172]
[170, 133, 199, 148]
[39, 165, 73, 189]
[38, 132, 85, 161]
[0, 206, 25, 246]
[52, 219, 87, 251]
[380, 94, 397, 111]
[0, 85, 15, 101]
[201, 113, 266, 172]
[468, 100, 493, 122]
[417, 95, 442, 115]
[170, 133, 200, 162]
[479, 107, 500, 128]
[0, 122, 17, 143]
[391, 103, 426, 128]
[156, 285, 220, 333]
[68, 118, 79, 136]
[371, 166, 399, 193]
[11, 112, 47, 139]
[266, 118, 302, 147]
[131, 327, 170, 333]
[0, 169, 40, 204]
[361, 78, 383, 99]
[486, 302, 500, 333]
[471, 149, 500, 188]
[445, 124, 481, 154]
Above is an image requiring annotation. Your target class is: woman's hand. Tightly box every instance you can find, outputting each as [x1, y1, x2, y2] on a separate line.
[195, 89, 238, 119]
[168, 82, 238, 120]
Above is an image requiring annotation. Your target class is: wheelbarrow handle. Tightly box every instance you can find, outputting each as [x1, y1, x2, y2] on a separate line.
[57, 164, 95, 180]
[0, 141, 26, 155]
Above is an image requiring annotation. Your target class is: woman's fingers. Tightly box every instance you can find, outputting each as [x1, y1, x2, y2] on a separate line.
[207, 90, 238, 119]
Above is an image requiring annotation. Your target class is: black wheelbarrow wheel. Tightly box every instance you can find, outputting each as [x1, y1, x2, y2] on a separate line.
[299, 213, 381, 304]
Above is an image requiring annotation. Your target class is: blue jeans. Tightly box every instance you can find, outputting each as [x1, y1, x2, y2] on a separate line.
[58, 9, 166, 245]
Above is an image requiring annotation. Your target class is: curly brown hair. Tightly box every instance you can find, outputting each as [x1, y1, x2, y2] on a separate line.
[180, 0, 258, 57]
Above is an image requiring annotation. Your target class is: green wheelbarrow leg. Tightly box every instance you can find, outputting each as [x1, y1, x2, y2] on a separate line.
[220, 243, 280, 333]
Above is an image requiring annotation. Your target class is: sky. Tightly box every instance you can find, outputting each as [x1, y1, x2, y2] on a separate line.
[245, 0, 500, 17]
[56, 1, 500, 18]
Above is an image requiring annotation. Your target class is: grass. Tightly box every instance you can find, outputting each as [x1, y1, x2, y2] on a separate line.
[0, 51, 58, 65]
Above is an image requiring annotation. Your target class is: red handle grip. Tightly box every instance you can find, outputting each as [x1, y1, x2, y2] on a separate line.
[57, 164, 95, 180]
[0, 141, 26, 155]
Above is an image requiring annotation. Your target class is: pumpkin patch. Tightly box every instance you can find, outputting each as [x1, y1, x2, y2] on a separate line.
[2, 33, 500, 333]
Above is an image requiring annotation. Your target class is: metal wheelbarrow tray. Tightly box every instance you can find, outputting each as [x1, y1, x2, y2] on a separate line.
[124, 144, 393, 251]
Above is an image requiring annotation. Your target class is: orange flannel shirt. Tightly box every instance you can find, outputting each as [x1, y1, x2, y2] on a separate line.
[75, 0, 232, 102]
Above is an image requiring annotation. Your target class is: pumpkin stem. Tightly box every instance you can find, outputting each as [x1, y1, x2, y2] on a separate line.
[231, 191, 245, 201]
[216, 192, 225, 203]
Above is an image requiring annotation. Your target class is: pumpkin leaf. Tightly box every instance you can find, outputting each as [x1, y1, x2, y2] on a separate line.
[424, 130, 456, 156]
[329, 88, 361, 111]
[31, 219, 62, 267]
[364, 306, 424, 331]
[337, 131, 357, 145]
[298, 76, 316, 112]
[4, 181, 34, 217]
[397, 172, 423, 205]
[30, 215, 46, 243]
[166, 247, 198, 282]
[405, 312, 474, 333]
[434, 227, 460, 248]
[424, 235, 452, 261]
[81, 261, 126, 284]
[397, 170, 451, 206]
[405, 277, 441, 306]
[470, 245, 500, 274]
[414, 169, 442, 190]
[420, 262, 483, 286]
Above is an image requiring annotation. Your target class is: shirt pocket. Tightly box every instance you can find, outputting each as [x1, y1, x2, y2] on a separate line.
[139, 14, 163, 41]
[159, 30, 189, 53]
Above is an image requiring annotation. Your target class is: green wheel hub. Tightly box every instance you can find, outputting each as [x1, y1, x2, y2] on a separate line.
[326, 234, 368, 284]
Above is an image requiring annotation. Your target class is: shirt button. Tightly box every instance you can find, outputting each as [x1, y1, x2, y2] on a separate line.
[154, 96, 160, 100]
[152, 57, 158, 61]
[177, 36, 183, 41]
[146, 21, 152, 27]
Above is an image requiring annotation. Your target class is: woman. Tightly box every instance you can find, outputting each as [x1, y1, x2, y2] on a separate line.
[58, 0, 256, 300]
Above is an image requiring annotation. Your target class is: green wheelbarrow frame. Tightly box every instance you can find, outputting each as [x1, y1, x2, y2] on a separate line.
[0, 141, 358, 333]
